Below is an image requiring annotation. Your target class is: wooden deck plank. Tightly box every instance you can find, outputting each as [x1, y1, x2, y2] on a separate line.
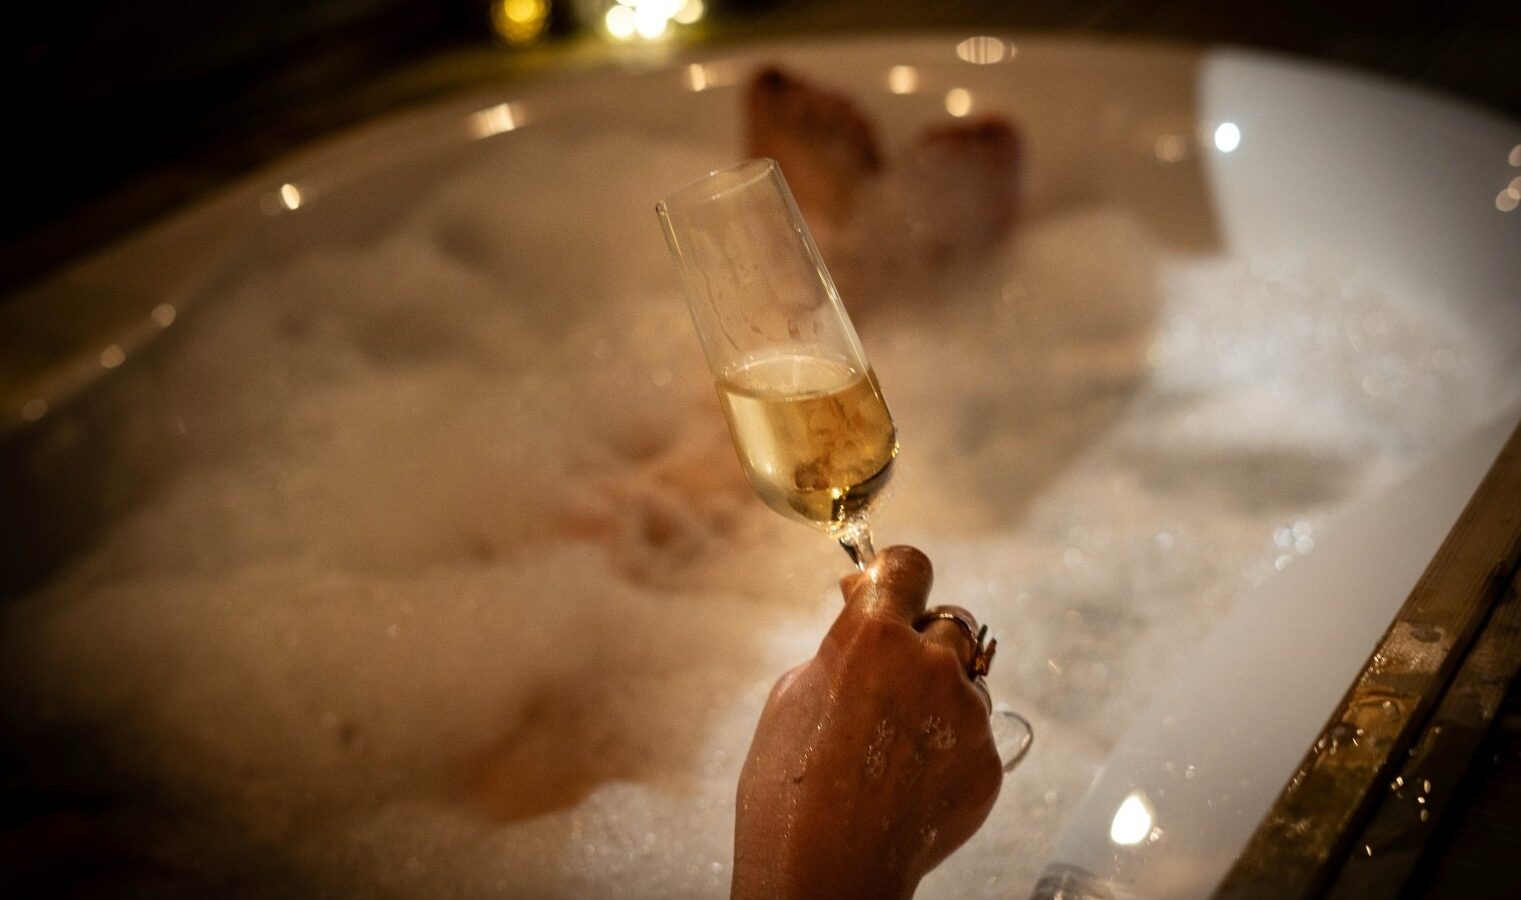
[1215, 421, 1521, 899]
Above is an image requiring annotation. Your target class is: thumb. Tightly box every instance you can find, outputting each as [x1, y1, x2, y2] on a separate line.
[838, 545, 934, 625]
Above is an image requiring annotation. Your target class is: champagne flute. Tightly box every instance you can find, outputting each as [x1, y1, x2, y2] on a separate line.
[657, 158, 1032, 771]
[656, 158, 893, 568]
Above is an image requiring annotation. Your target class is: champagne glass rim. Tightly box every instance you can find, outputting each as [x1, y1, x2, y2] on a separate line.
[657, 158, 778, 212]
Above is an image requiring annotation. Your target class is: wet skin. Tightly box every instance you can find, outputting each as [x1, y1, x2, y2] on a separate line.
[732, 546, 1004, 900]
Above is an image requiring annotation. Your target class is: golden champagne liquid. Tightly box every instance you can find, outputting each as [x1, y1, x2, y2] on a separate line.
[716, 352, 898, 532]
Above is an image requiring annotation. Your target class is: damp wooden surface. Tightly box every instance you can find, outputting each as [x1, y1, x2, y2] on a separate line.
[1218, 421, 1521, 899]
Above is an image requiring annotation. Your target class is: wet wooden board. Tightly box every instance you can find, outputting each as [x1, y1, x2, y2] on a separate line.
[1408, 684, 1521, 897]
[1325, 559, 1521, 896]
[1215, 420, 1521, 899]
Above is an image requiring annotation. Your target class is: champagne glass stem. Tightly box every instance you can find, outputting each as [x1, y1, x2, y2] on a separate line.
[838, 521, 877, 570]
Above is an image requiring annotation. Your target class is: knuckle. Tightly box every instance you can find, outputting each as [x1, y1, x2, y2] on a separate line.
[766, 662, 814, 705]
[924, 643, 968, 681]
[851, 615, 912, 653]
[887, 545, 932, 575]
[826, 616, 916, 675]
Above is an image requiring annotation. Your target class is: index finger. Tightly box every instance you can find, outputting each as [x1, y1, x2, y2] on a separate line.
[838, 545, 934, 625]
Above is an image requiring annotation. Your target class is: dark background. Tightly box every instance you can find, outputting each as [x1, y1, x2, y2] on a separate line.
[5, 0, 1520, 295]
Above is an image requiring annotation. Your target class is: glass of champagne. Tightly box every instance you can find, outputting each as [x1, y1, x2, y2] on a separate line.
[657, 158, 1032, 770]
[656, 158, 894, 568]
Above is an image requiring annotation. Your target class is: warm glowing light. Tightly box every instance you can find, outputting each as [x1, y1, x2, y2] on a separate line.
[1510, 145, 1521, 167]
[151, 303, 177, 327]
[469, 102, 519, 138]
[279, 183, 303, 210]
[602, 0, 695, 42]
[1499, 189, 1520, 213]
[1110, 791, 1155, 845]
[490, 0, 549, 45]
[1155, 134, 1186, 163]
[633, 4, 670, 39]
[100, 344, 126, 369]
[1213, 122, 1241, 153]
[20, 398, 48, 422]
[945, 88, 972, 118]
[683, 61, 738, 91]
[605, 5, 635, 40]
[956, 36, 1007, 64]
[888, 65, 918, 95]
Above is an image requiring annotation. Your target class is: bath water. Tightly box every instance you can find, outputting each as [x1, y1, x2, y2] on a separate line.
[1, 128, 1511, 898]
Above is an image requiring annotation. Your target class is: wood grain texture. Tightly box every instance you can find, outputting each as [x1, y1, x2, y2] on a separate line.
[1216, 421, 1521, 899]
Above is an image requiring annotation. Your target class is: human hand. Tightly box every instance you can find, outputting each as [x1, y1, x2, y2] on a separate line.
[732, 546, 1003, 900]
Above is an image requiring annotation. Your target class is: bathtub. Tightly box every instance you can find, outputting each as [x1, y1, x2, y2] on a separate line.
[2, 36, 1518, 899]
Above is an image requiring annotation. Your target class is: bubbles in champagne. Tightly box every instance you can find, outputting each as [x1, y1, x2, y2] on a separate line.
[717, 351, 897, 531]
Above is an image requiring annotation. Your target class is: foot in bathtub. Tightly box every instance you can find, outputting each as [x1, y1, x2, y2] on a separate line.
[899, 116, 1023, 263]
[745, 66, 1023, 275]
[746, 66, 884, 235]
